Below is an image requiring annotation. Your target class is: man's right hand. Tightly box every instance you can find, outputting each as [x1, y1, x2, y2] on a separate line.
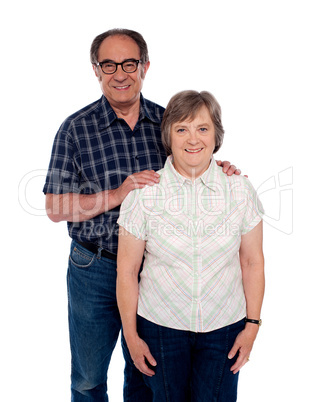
[112, 170, 160, 206]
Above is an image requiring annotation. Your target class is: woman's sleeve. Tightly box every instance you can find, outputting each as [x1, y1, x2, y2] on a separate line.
[241, 179, 264, 235]
[117, 189, 148, 240]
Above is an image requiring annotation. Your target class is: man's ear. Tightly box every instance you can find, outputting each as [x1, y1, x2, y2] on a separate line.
[144, 61, 150, 76]
[141, 61, 150, 79]
[92, 64, 100, 78]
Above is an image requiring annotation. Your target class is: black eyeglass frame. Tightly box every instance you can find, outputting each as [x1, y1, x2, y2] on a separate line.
[96, 59, 142, 75]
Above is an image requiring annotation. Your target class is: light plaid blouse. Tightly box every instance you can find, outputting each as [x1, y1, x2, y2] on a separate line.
[117, 156, 263, 333]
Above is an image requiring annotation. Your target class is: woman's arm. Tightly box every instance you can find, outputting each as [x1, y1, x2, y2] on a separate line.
[229, 220, 265, 374]
[116, 226, 157, 376]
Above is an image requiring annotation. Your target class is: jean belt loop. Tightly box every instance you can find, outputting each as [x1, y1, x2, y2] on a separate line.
[97, 247, 103, 259]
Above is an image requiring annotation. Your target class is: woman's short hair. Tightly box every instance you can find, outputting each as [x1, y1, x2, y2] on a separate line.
[90, 28, 149, 65]
[161, 90, 225, 155]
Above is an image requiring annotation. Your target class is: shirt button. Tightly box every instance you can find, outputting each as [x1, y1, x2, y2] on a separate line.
[135, 155, 139, 160]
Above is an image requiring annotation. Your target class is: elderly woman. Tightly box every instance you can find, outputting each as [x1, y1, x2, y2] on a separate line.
[116, 90, 264, 402]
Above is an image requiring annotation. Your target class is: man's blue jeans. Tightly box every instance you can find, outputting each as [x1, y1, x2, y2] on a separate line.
[67, 240, 152, 401]
[137, 315, 245, 402]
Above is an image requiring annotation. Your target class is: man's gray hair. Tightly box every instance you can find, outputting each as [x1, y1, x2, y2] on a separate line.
[90, 28, 149, 65]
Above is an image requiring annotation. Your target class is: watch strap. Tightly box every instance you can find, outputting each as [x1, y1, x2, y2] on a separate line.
[244, 318, 262, 326]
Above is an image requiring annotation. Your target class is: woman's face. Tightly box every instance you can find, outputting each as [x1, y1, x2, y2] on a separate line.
[170, 106, 216, 180]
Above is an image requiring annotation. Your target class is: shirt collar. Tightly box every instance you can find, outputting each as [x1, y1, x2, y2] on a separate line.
[163, 155, 220, 193]
[200, 157, 220, 192]
[98, 93, 161, 129]
[139, 95, 162, 123]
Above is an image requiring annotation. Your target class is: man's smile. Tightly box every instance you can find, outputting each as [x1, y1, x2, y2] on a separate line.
[114, 85, 130, 90]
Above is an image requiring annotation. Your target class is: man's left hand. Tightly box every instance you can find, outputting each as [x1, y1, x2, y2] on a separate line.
[216, 160, 242, 176]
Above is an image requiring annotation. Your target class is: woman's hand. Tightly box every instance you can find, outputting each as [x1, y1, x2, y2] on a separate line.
[228, 325, 259, 374]
[127, 334, 157, 377]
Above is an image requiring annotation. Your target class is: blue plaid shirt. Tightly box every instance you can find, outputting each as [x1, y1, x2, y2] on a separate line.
[43, 94, 167, 253]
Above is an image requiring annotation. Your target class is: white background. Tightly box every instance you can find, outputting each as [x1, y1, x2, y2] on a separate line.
[2, 0, 309, 401]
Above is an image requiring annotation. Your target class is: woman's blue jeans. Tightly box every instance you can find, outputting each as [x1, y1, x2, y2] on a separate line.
[137, 315, 245, 402]
[67, 240, 152, 401]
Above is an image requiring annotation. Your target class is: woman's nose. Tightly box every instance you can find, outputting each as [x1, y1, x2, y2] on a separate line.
[188, 131, 199, 143]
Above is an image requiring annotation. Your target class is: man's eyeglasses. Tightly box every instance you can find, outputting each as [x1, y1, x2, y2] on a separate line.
[96, 59, 141, 75]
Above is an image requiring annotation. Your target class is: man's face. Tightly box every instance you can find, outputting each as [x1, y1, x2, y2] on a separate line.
[93, 35, 150, 110]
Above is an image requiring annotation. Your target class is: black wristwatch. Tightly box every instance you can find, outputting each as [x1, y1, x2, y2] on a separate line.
[244, 318, 262, 327]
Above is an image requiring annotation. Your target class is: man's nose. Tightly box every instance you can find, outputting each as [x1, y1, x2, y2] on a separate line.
[113, 65, 127, 80]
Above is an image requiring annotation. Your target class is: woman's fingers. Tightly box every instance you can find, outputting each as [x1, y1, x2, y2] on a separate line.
[131, 338, 157, 377]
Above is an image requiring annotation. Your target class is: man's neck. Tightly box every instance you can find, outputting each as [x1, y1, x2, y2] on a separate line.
[111, 100, 140, 131]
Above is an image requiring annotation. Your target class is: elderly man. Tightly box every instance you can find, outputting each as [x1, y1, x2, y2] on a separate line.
[44, 29, 240, 401]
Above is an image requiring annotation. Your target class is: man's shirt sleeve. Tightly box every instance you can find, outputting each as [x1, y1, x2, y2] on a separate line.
[43, 124, 80, 195]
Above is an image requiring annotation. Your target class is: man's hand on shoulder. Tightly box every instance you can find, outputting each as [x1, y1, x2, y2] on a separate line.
[111, 170, 160, 206]
[216, 160, 244, 177]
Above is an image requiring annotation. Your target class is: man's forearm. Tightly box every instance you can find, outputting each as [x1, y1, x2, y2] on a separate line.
[45, 170, 161, 223]
[45, 189, 119, 223]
